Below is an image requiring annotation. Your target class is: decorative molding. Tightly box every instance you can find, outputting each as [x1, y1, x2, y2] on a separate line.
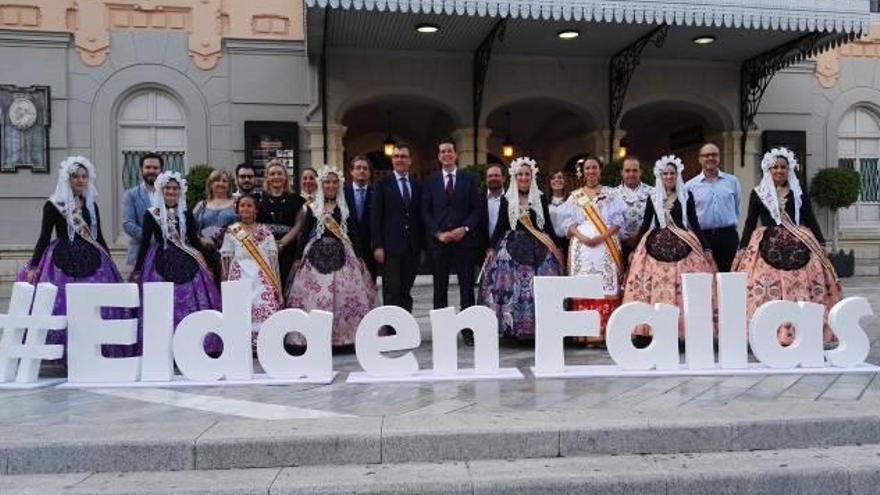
[0, 0, 304, 70]
[304, 0, 870, 35]
[815, 22, 880, 89]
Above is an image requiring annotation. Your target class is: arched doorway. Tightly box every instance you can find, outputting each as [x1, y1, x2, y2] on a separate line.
[341, 97, 458, 182]
[839, 105, 880, 227]
[619, 100, 727, 180]
[118, 89, 187, 189]
[486, 99, 597, 190]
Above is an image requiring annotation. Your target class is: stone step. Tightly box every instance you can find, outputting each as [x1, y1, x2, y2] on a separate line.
[2, 444, 878, 494]
[1, 402, 879, 476]
[855, 260, 880, 277]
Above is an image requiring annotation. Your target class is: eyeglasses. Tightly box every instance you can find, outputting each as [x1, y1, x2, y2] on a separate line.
[699, 153, 720, 158]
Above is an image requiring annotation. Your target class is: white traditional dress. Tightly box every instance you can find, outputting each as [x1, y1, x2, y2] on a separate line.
[611, 182, 653, 242]
[220, 223, 284, 338]
[560, 186, 626, 343]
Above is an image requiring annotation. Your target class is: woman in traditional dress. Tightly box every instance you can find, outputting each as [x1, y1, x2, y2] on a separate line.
[547, 170, 569, 252]
[20, 156, 131, 359]
[132, 171, 222, 354]
[286, 165, 377, 348]
[733, 148, 841, 345]
[622, 155, 716, 342]
[478, 157, 563, 340]
[220, 194, 283, 345]
[256, 159, 305, 289]
[559, 156, 627, 345]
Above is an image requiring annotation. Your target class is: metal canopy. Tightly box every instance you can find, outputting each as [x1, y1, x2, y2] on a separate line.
[304, 0, 869, 35]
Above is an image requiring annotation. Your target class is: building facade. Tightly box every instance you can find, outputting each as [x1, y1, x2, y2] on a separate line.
[0, 0, 877, 291]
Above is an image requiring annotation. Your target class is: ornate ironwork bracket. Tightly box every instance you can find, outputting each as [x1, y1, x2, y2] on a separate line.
[608, 24, 669, 162]
[473, 19, 507, 164]
[739, 31, 857, 167]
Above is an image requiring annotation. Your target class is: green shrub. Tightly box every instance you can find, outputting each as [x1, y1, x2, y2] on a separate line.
[185, 164, 214, 210]
[810, 166, 861, 253]
[810, 167, 861, 211]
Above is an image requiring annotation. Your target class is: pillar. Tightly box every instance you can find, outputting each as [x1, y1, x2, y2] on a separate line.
[453, 127, 491, 167]
[303, 123, 347, 169]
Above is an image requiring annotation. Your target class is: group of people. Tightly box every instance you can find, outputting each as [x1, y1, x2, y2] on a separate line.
[21, 139, 841, 364]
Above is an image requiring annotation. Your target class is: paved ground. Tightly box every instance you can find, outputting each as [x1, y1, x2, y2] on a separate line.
[2, 277, 880, 426]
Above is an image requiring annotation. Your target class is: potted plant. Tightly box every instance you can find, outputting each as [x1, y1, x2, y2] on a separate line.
[810, 167, 861, 277]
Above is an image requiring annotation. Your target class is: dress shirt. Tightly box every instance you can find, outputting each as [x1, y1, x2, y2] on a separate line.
[685, 170, 742, 230]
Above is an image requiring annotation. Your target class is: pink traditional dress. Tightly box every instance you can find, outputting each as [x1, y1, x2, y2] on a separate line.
[221, 222, 283, 342]
[286, 166, 377, 347]
[559, 186, 627, 343]
[732, 148, 841, 343]
[623, 156, 717, 339]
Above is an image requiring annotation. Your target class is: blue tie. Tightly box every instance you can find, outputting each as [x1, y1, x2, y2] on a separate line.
[355, 188, 365, 221]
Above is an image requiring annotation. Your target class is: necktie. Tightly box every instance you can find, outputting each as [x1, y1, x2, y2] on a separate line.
[445, 173, 454, 204]
[355, 188, 365, 221]
[400, 177, 411, 207]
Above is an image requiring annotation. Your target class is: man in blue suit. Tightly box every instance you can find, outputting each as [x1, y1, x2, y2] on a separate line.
[422, 140, 482, 344]
[121, 153, 163, 268]
[344, 155, 375, 280]
[372, 143, 422, 312]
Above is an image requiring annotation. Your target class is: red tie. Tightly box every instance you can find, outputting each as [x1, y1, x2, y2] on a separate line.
[445, 173, 454, 203]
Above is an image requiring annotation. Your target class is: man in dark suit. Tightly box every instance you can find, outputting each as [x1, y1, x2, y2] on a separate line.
[344, 155, 376, 280]
[372, 143, 422, 312]
[478, 163, 506, 257]
[422, 140, 482, 344]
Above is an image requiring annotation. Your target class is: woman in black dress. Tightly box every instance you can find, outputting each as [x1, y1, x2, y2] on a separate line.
[257, 159, 306, 288]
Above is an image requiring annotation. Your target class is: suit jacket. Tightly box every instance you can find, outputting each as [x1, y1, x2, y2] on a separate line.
[421, 168, 482, 252]
[478, 193, 506, 255]
[122, 183, 153, 266]
[344, 183, 373, 262]
[371, 173, 423, 257]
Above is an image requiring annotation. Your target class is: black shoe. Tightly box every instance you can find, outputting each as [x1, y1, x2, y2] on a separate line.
[284, 342, 306, 356]
[462, 329, 474, 347]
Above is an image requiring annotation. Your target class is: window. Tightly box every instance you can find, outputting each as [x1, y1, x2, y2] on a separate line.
[839, 105, 880, 227]
[118, 89, 186, 189]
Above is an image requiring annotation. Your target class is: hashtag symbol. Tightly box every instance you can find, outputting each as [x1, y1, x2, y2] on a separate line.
[0, 282, 66, 384]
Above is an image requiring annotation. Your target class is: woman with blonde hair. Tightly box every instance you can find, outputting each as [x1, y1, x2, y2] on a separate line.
[256, 159, 305, 287]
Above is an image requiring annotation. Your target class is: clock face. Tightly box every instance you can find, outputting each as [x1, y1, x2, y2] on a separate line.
[9, 97, 37, 130]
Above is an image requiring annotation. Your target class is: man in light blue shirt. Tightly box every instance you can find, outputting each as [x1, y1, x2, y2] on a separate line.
[121, 153, 163, 267]
[685, 143, 742, 272]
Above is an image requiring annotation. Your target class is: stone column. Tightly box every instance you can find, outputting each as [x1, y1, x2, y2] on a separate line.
[452, 127, 491, 167]
[303, 123, 347, 169]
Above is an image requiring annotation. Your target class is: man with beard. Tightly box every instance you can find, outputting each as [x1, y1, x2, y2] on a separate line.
[479, 163, 505, 259]
[234, 162, 258, 197]
[122, 153, 164, 268]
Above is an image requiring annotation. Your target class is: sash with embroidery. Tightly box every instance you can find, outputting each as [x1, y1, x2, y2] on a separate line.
[150, 209, 210, 274]
[518, 213, 564, 266]
[323, 214, 352, 246]
[228, 223, 282, 297]
[574, 192, 624, 272]
[52, 201, 110, 258]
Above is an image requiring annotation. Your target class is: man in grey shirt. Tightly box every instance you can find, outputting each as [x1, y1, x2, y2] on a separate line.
[121, 153, 163, 267]
[685, 143, 742, 272]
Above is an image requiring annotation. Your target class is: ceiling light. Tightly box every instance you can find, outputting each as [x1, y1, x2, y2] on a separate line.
[692, 35, 716, 45]
[416, 23, 440, 34]
[557, 29, 580, 40]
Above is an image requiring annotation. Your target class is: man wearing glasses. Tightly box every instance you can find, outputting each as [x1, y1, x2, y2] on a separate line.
[234, 162, 258, 197]
[685, 142, 742, 272]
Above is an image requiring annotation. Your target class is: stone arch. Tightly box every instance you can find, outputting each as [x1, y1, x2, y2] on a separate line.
[484, 97, 600, 170]
[91, 64, 209, 238]
[340, 95, 459, 180]
[825, 87, 880, 176]
[619, 98, 733, 179]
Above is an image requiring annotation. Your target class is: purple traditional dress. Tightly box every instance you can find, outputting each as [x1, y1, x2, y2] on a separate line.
[286, 165, 377, 347]
[18, 156, 132, 360]
[133, 172, 222, 354]
[478, 158, 563, 339]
